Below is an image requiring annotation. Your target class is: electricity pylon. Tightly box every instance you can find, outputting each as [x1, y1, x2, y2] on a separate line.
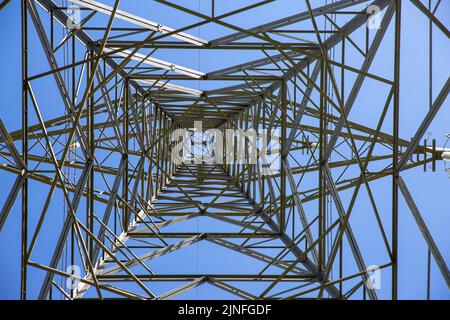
[0, 0, 449, 300]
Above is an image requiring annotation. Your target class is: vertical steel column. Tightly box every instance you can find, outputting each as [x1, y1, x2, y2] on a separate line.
[21, 0, 28, 301]
[157, 108, 163, 193]
[123, 78, 129, 232]
[392, 0, 401, 300]
[339, 36, 345, 297]
[86, 50, 91, 257]
[141, 98, 146, 200]
[70, 32, 76, 299]
[164, 116, 169, 185]
[280, 80, 287, 233]
[88, 50, 95, 257]
[319, 61, 326, 272]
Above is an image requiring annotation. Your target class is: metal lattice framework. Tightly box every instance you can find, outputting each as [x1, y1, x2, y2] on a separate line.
[0, 0, 449, 300]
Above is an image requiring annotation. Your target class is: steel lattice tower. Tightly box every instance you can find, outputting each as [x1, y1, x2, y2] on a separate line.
[0, 0, 449, 300]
